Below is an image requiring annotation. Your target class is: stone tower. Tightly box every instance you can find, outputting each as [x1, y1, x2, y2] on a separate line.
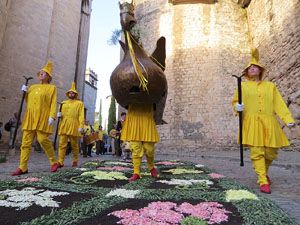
[132, 0, 300, 152]
[0, 0, 92, 145]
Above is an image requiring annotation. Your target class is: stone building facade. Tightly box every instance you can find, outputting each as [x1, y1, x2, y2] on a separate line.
[132, 0, 300, 152]
[0, 0, 92, 145]
[84, 68, 98, 125]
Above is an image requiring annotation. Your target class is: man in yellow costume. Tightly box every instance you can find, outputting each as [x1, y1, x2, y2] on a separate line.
[11, 61, 59, 175]
[96, 125, 107, 155]
[57, 82, 84, 167]
[121, 104, 160, 181]
[82, 119, 93, 157]
[109, 124, 119, 156]
[232, 49, 295, 194]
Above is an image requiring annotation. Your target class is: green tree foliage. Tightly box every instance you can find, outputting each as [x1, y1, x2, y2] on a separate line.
[107, 96, 116, 134]
[99, 99, 102, 126]
[93, 99, 103, 131]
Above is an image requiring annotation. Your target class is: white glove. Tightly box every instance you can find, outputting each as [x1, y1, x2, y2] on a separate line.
[78, 128, 84, 133]
[21, 85, 28, 92]
[235, 103, 244, 112]
[48, 117, 54, 126]
[287, 123, 295, 128]
[57, 112, 62, 118]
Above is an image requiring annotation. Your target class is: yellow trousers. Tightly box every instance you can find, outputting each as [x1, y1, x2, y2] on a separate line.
[249, 146, 278, 185]
[58, 135, 79, 165]
[19, 130, 57, 172]
[130, 141, 155, 177]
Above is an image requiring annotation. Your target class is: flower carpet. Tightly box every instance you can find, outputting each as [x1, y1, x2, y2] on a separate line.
[0, 159, 297, 225]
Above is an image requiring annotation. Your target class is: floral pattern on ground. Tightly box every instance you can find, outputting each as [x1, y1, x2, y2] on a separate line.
[97, 166, 133, 171]
[0, 187, 69, 210]
[108, 201, 231, 225]
[0, 159, 297, 225]
[225, 190, 259, 202]
[161, 168, 204, 175]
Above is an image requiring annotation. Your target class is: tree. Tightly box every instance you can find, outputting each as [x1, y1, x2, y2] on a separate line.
[107, 96, 116, 134]
[93, 99, 103, 131]
[99, 99, 102, 126]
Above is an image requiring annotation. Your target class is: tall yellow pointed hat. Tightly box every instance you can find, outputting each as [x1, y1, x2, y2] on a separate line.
[243, 48, 266, 80]
[37, 61, 53, 81]
[66, 82, 79, 99]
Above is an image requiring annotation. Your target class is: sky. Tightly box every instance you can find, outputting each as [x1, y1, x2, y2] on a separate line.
[86, 0, 121, 127]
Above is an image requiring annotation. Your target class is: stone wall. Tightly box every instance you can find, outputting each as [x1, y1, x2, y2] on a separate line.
[84, 81, 97, 125]
[133, 0, 300, 152]
[0, 0, 10, 49]
[135, 0, 250, 152]
[0, 0, 91, 144]
[247, 0, 300, 149]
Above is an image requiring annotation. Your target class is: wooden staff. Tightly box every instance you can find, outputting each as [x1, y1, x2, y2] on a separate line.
[232, 72, 246, 167]
[53, 102, 64, 150]
[11, 76, 33, 149]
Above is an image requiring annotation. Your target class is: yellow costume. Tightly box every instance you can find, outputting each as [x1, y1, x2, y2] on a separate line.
[232, 49, 295, 186]
[96, 129, 107, 155]
[83, 125, 92, 135]
[82, 124, 93, 157]
[109, 128, 118, 138]
[233, 81, 294, 148]
[18, 61, 58, 173]
[98, 130, 107, 141]
[109, 128, 118, 155]
[121, 103, 160, 178]
[58, 82, 84, 166]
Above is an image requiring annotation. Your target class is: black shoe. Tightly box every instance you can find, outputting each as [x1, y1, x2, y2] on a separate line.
[83, 155, 87, 158]
[88, 154, 93, 157]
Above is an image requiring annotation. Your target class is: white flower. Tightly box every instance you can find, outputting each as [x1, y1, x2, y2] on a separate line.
[157, 179, 213, 186]
[105, 161, 131, 166]
[39, 190, 69, 197]
[106, 189, 140, 199]
[0, 187, 69, 210]
[77, 168, 88, 171]
[195, 164, 204, 168]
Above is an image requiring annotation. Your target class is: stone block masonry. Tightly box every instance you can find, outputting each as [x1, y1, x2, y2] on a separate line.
[133, 0, 300, 152]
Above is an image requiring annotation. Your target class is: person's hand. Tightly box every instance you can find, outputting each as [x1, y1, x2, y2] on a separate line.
[235, 103, 244, 112]
[48, 118, 54, 126]
[21, 85, 28, 92]
[57, 112, 62, 118]
[78, 128, 84, 133]
[287, 123, 295, 128]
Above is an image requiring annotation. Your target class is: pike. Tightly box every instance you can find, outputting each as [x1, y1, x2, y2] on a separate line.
[11, 76, 33, 149]
[53, 102, 64, 150]
[232, 72, 246, 167]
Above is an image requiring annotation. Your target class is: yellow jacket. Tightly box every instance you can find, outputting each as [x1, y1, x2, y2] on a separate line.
[97, 130, 107, 141]
[121, 104, 160, 142]
[83, 124, 92, 136]
[232, 81, 295, 148]
[109, 129, 119, 138]
[22, 84, 57, 134]
[58, 99, 84, 137]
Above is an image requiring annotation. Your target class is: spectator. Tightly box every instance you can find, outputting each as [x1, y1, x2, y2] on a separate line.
[82, 120, 93, 157]
[96, 125, 107, 155]
[109, 124, 119, 156]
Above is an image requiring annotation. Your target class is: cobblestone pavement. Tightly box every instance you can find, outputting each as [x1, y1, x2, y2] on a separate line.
[0, 148, 299, 224]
